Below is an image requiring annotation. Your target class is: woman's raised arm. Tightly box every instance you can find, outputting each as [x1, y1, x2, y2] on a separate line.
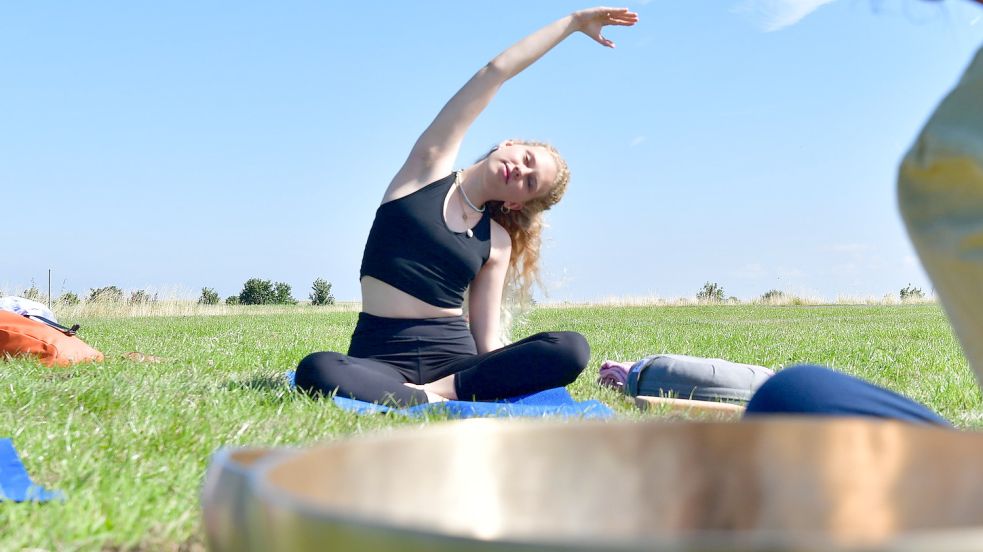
[384, 7, 638, 201]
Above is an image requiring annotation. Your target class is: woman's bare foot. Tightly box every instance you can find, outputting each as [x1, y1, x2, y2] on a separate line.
[404, 374, 459, 403]
[403, 382, 449, 403]
[423, 374, 458, 401]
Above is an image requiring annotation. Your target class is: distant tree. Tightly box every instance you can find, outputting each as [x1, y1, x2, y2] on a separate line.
[22, 280, 43, 301]
[198, 287, 220, 305]
[225, 295, 240, 305]
[89, 286, 124, 303]
[237, 278, 297, 305]
[761, 289, 786, 302]
[58, 292, 80, 306]
[238, 278, 274, 305]
[128, 289, 156, 305]
[309, 278, 335, 306]
[273, 282, 297, 305]
[696, 281, 725, 302]
[900, 284, 925, 301]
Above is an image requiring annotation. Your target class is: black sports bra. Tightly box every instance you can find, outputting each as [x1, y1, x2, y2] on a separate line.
[359, 173, 492, 309]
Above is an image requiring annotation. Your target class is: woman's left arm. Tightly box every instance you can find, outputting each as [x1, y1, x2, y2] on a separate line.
[386, 8, 638, 201]
[468, 224, 512, 354]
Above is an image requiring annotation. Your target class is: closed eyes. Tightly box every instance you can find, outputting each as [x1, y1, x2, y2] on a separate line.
[525, 152, 538, 190]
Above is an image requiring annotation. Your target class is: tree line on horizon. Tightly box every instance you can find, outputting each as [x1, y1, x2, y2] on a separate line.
[694, 281, 926, 303]
[6, 278, 336, 306]
[197, 278, 334, 306]
[5, 279, 928, 306]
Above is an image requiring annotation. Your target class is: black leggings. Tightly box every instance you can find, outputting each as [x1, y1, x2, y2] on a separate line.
[295, 312, 590, 406]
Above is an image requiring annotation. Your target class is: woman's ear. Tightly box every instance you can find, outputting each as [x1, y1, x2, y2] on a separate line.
[505, 200, 524, 211]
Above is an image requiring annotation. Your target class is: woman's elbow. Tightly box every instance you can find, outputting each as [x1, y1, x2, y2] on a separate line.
[482, 59, 510, 82]
[475, 335, 504, 355]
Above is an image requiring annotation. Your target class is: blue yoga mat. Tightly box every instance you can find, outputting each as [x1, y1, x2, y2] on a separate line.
[0, 438, 62, 502]
[286, 371, 613, 419]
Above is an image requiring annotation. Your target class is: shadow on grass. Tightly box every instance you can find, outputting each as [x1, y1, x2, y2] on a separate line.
[223, 374, 295, 401]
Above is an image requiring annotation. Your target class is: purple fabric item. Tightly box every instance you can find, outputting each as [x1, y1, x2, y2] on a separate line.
[598, 360, 632, 391]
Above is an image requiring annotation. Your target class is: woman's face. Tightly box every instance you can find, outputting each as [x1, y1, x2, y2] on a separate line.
[485, 141, 559, 210]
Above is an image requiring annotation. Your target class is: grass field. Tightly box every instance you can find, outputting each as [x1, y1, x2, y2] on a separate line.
[1, 304, 979, 550]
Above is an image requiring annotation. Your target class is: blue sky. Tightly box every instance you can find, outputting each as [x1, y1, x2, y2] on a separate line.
[3, 1, 983, 303]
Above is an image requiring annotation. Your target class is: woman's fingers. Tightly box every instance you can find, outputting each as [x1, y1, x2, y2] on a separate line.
[585, 28, 615, 48]
[575, 6, 638, 29]
[593, 6, 632, 16]
[608, 14, 639, 26]
[586, 28, 615, 48]
[597, 7, 639, 21]
[594, 35, 615, 48]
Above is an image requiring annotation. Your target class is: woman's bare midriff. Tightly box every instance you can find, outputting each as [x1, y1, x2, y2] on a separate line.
[360, 276, 463, 319]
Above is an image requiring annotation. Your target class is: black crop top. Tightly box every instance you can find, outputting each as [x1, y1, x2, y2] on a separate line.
[359, 173, 492, 308]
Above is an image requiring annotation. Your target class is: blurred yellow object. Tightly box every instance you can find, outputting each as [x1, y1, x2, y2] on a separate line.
[202, 418, 983, 551]
[899, 45, 983, 384]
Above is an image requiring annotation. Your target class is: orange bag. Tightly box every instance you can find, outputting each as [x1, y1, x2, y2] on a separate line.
[0, 310, 104, 367]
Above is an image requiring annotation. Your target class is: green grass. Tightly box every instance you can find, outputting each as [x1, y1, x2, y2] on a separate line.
[1, 304, 979, 550]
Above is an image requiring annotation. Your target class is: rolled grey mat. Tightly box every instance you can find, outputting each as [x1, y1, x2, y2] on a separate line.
[625, 354, 774, 402]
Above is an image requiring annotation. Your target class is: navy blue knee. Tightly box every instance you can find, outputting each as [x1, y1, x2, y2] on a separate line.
[746, 364, 949, 426]
[746, 365, 834, 415]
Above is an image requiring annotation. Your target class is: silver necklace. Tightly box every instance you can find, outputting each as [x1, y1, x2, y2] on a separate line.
[456, 171, 483, 238]
[457, 171, 485, 213]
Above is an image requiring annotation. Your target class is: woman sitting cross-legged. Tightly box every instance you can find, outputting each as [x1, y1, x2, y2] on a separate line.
[296, 8, 639, 406]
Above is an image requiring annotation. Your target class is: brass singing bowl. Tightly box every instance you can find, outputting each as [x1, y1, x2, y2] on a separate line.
[204, 418, 983, 551]
[200, 447, 296, 552]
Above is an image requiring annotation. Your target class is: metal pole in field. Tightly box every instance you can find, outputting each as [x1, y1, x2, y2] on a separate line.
[48, 269, 52, 309]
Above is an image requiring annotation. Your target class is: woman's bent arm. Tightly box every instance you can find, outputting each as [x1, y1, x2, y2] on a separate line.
[468, 223, 513, 353]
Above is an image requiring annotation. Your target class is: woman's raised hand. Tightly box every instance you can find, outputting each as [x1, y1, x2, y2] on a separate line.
[573, 7, 639, 48]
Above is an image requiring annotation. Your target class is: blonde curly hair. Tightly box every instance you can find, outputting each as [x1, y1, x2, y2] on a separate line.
[479, 140, 571, 340]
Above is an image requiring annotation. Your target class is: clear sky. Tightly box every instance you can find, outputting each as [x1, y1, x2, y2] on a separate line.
[3, 1, 983, 303]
